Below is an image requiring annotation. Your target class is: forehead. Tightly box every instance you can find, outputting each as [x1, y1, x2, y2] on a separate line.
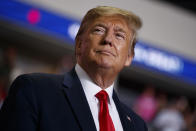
[89, 16, 131, 33]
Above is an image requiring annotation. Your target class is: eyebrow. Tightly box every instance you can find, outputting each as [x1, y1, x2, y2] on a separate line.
[114, 27, 126, 34]
[92, 23, 127, 35]
[93, 23, 107, 29]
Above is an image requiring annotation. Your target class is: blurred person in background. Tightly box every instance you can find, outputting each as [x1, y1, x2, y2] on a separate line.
[0, 47, 18, 108]
[5, 47, 22, 84]
[152, 96, 187, 131]
[188, 104, 196, 131]
[155, 92, 168, 114]
[0, 6, 148, 131]
[134, 85, 158, 123]
[0, 79, 6, 108]
[51, 54, 75, 74]
[182, 102, 195, 131]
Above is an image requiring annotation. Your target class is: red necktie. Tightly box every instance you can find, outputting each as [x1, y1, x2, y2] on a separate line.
[95, 90, 115, 131]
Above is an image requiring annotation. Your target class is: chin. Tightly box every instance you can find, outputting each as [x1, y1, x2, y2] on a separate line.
[99, 64, 112, 69]
[92, 55, 115, 69]
[96, 60, 113, 69]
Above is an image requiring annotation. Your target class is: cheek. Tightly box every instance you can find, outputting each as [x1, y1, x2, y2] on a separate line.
[84, 37, 99, 52]
[81, 44, 89, 57]
[80, 40, 93, 57]
[89, 33, 103, 44]
[117, 45, 130, 62]
[117, 42, 129, 55]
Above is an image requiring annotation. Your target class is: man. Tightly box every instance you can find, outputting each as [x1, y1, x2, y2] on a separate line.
[0, 6, 147, 131]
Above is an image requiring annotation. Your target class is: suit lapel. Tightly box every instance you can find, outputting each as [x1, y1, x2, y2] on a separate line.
[62, 69, 97, 131]
[113, 91, 136, 131]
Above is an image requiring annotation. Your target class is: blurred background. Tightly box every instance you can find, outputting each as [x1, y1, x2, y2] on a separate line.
[0, 0, 196, 130]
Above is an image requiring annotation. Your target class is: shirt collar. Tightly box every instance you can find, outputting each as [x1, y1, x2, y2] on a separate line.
[75, 64, 114, 104]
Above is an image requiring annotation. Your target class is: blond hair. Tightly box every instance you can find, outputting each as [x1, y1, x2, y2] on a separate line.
[75, 6, 142, 57]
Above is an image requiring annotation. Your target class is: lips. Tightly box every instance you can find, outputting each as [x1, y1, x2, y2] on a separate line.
[95, 49, 116, 57]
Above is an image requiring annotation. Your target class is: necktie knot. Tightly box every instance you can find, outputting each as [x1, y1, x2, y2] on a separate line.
[95, 90, 108, 102]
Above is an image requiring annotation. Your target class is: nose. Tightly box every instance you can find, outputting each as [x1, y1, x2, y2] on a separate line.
[103, 30, 113, 46]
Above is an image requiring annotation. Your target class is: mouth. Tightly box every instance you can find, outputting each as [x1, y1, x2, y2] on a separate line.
[95, 50, 116, 57]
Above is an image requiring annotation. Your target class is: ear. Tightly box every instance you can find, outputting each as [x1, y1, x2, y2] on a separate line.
[75, 36, 82, 56]
[124, 53, 133, 67]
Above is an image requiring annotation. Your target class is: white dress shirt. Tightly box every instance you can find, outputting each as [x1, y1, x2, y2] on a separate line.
[75, 64, 123, 131]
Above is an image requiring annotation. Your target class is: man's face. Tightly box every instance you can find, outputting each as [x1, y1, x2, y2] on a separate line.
[76, 16, 133, 72]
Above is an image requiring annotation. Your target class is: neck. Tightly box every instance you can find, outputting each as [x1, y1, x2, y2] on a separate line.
[79, 64, 118, 89]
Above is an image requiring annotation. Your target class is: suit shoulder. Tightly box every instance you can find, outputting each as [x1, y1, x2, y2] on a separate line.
[15, 73, 64, 84]
[10, 73, 64, 92]
[17, 73, 64, 81]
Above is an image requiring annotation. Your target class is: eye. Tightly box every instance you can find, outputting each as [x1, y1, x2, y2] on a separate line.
[115, 33, 125, 40]
[93, 27, 105, 35]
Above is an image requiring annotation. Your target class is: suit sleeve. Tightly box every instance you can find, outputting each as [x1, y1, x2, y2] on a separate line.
[0, 75, 39, 131]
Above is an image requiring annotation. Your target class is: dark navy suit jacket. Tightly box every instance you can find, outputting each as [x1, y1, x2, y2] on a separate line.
[0, 69, 148, 131]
